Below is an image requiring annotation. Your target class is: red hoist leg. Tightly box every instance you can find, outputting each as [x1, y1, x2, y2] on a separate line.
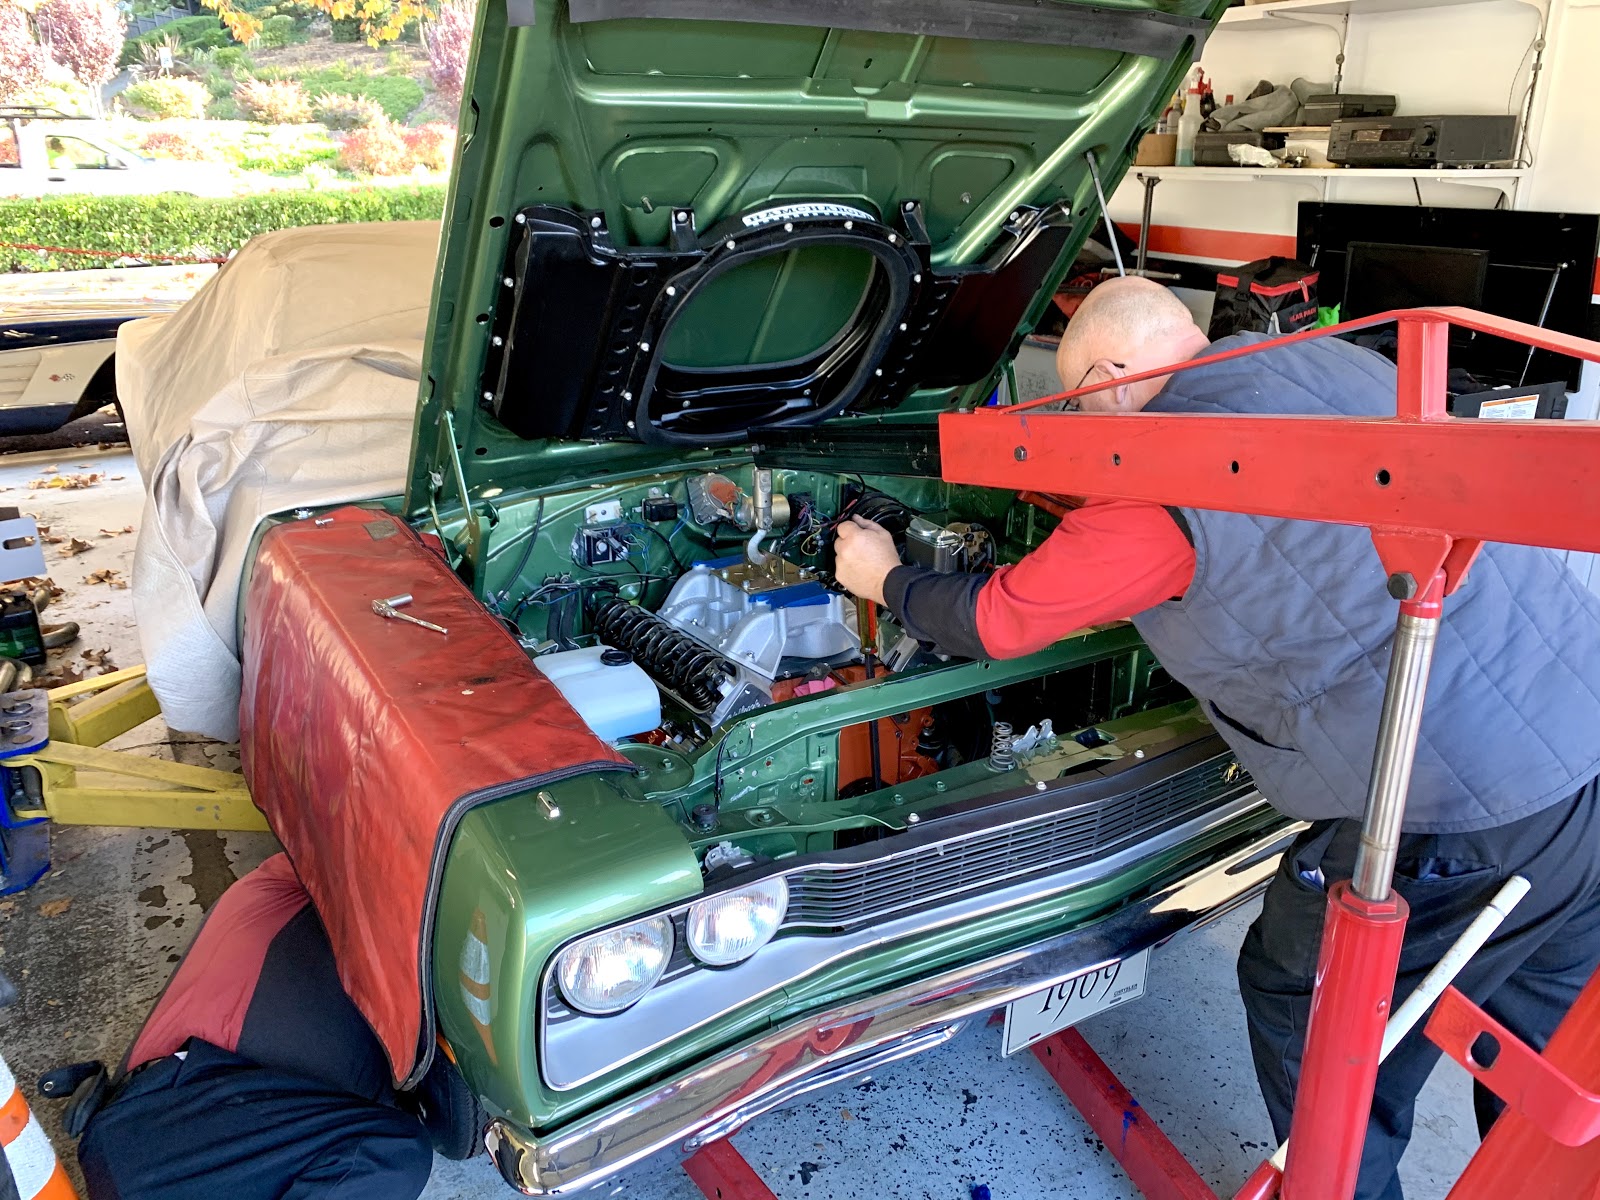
[682, 1140, 779, 1200]
[1033, 1029, 1219, 1200]
[1426, 967, 1600, 1199]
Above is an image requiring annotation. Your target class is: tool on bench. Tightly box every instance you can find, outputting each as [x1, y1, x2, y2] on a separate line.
[372, 594, 448, 635]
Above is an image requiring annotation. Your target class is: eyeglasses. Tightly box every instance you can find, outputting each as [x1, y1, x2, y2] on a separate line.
[1063, 361, 1127, 411]
[1074, 361, 1127, 390]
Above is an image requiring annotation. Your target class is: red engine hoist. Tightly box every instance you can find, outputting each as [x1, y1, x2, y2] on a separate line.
[679, 307, 1600, 1200]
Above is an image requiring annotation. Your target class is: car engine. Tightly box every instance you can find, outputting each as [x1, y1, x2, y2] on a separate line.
[527, 468, 998, 744]
[594, 553, 860, 726]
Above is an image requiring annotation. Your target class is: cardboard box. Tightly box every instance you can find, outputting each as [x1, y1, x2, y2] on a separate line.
[1135, 132, 1177, 166]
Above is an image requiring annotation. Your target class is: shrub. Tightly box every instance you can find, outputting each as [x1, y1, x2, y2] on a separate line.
[337, 115, 410, 175]
[229, 137, 336, 172]
[122, 74, 208, 118]
[35, 0, 126, 95]
[403, 121, 453, 171]
[285, 63, 422, 123]
[423, 0, 472, 108]
[206, 45, 251, 70]
[0, 4, 49, 103]
[137, 127, 215, 161]
[330, 14, 362, 41]
[252, 12, 299, 47]
[0, 186, 447, 271]
[313, 90, 382, 130]
[188, 44, 252, 73]
[233, 77, 310, 123]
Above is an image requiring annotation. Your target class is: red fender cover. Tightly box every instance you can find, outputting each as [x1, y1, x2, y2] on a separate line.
[239, 507, 628, 1085]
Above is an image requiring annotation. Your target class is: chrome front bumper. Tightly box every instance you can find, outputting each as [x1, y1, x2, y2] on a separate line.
[487, 820, 1299, 1195]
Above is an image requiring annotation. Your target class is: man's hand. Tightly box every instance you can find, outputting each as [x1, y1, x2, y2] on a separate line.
[833, 516, 900, 606]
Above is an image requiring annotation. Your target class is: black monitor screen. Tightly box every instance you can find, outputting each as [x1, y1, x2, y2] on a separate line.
[1342, 242, 1489, 319]
[1297, 204, 1600, 390]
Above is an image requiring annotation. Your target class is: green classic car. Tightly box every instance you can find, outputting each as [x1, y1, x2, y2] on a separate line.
[234, 1, 1299, 1193]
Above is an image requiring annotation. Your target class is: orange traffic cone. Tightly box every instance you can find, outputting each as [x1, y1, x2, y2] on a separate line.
[1, 1051, 79, 1200]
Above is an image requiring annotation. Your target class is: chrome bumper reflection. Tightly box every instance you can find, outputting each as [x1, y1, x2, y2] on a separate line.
[487, 821, 1298, 1195]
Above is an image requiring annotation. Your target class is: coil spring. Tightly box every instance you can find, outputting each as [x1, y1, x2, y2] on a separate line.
[591, 598, 735, 714]
[988, 720, 1016, 772]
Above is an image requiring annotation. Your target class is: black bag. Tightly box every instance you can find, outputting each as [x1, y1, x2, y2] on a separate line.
[1208, 257, 1320, 339]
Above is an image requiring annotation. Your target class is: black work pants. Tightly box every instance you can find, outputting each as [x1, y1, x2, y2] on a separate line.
[1237, 776, 1600, 1200]
[78, 1040, 433, 1200]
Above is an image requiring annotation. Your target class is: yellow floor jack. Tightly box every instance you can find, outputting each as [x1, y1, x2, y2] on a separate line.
[0, 667, 263, 894]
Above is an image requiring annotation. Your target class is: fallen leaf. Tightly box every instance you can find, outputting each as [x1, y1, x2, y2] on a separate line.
[0, 899, 15, 914]
[58, 537, 92, 557]
[98, 526, 134, 537]
[110, 475, 125, 481]
[40, 533, 63, 544]
[40, 465, 58, 475]
[29, 473, 102, 490]
[80, 648, 115, 668]
[74, 464, 91, 469]
[110, 579, 128, 589]
[36, 897, 71, 917]
[84, 568, 123, 586]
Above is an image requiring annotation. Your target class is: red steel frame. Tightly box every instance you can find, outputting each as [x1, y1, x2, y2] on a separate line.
[678, 309, 1600, 1200]
[940, 306, 1600, 1200]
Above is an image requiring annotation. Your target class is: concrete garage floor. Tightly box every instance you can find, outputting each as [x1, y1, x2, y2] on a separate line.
[0, 445, 1483, 1200]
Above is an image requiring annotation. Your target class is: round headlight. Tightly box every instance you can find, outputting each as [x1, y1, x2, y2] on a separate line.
[686, 877, 788, 966]
[555, 915, 673, 1015]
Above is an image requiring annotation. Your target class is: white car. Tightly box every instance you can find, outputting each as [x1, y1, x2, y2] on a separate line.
[0, 108, 236, 198]
[0, 296, 184, 436]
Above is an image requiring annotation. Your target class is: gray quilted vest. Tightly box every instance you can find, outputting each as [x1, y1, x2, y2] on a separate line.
[1131, 333, 1600, 833]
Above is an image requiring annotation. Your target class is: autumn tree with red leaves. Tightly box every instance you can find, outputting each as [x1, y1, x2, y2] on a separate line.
[36, 0, 124, 115]
[0, 3, 47, 104]
[422, 0, 473, 110]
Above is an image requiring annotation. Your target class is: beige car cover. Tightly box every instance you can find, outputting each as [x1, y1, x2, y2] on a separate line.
[118, 220, 440, 740]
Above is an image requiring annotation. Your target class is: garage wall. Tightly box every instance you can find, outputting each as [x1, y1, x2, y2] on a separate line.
[1105, 0, 1599, 588]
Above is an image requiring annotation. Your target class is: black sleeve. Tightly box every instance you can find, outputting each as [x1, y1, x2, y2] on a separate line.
[881, 565, 988, 661]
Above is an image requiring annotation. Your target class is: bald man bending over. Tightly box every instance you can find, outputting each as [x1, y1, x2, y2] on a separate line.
[833, 278, 1600, 1200]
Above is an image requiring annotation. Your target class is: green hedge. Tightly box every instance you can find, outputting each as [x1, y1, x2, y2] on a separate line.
[0, 187, 446, 271]
[120, 15, 236, 66]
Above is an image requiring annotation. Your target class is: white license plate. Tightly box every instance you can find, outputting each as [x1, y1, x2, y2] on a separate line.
[1001, 949, 1150, 1056]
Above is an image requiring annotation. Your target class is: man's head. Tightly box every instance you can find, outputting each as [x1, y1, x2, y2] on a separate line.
[1054, 276, 1209, 412]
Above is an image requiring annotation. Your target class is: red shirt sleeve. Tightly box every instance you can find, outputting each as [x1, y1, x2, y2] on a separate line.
[975, 499, 1197, 659]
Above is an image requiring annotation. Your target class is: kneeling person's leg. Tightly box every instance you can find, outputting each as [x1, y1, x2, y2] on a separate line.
[79, 1042, 432, 1200]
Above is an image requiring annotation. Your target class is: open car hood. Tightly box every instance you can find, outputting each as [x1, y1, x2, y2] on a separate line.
[409, 0, 1222, 508]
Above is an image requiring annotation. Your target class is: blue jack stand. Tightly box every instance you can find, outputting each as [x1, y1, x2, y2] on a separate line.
[0, 689, 55, 894]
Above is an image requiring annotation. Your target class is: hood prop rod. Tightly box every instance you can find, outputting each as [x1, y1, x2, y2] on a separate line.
[1083, 149, 1125, 278]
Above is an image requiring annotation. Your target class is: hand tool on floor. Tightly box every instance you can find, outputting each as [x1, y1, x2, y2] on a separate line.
[372, 594, 448, 635]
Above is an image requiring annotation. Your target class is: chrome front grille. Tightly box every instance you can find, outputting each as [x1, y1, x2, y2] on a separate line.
[781, 752, 1252, 933]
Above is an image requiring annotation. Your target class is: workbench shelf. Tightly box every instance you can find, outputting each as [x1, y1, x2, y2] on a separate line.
[1132, 167, 1529, 181]
[1220, 0, 1535, 30]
